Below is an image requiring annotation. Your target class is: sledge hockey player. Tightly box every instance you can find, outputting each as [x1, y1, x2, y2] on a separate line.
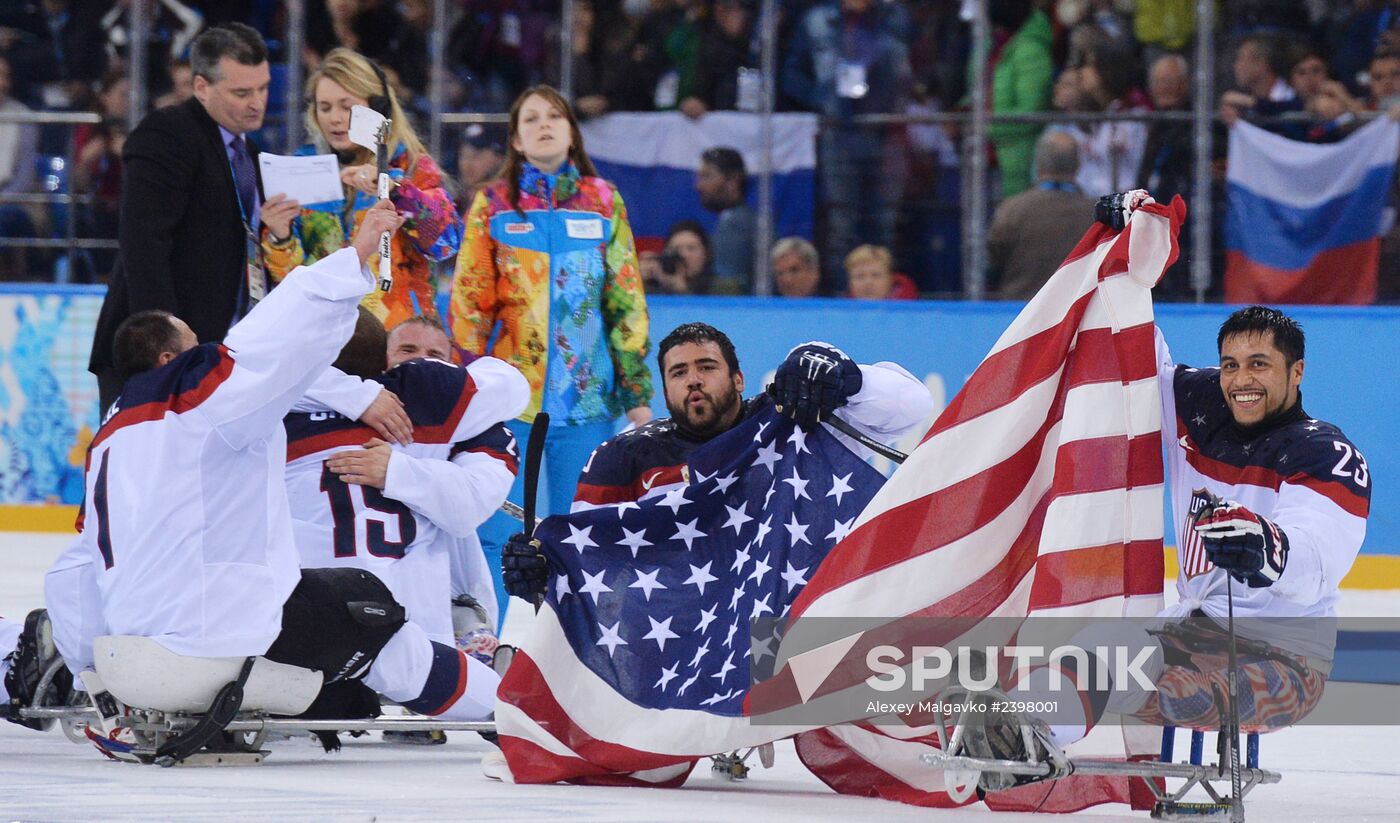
[381, 317, 510, 656]
[290, 315, 511, 652]
[37, 203, 505, 758]
[961, 193, 1371, 790]
[281, 310, 526, 739]
[501, 321, 935, 601]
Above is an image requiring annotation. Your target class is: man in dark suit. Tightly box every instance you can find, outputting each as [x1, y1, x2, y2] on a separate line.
[89, 23, 271, 412]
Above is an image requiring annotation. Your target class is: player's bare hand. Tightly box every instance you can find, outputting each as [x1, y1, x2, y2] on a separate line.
[326, 438, 393, 489]
[260, 193, 302, 241]
[351, 200, 406, 264]
[626, 406, 653, 427]
[359, 387, 413, 445]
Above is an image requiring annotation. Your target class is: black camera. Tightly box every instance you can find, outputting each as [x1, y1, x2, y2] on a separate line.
[660, 249, 683, 275]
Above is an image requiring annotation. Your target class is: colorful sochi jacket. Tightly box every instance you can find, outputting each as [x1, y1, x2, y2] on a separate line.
[261, 143, 463, 329]
[450, 161, 652, 425]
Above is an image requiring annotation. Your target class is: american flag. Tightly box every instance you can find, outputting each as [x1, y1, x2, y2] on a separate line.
[496, 397, 886, 785]
[1179, 488, 1216, 578]
[768, 198, 1185, 812]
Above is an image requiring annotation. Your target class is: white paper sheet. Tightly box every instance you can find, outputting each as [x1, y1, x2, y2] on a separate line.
[257, 152, 344, 206]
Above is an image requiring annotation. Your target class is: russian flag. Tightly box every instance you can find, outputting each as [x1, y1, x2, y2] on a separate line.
[579, 111, 817, 243]
[1224, 117, 1400, 304]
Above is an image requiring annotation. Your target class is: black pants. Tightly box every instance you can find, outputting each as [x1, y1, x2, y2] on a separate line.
[262, 568, 406, 684]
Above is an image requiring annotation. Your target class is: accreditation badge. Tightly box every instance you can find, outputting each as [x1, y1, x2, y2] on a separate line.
[245, 225, 268, 305]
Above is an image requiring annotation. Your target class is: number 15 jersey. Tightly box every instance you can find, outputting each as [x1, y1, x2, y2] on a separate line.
[283, 355, 527, 642]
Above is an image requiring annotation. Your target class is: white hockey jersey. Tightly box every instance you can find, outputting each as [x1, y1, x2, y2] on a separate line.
[68, 247, 374, 659]
[283, 355, 526, 644]
[1157, 329, 1370, 658]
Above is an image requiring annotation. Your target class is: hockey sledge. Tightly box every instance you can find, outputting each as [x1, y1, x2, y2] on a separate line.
[917, 689, 1280, 821]
[15, 636, 496, 766]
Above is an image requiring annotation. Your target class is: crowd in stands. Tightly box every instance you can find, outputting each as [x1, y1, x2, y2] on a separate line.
[5, 0, 1400, 303]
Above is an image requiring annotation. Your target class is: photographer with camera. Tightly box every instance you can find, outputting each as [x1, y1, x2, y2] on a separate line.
[643, 220, 715, 295]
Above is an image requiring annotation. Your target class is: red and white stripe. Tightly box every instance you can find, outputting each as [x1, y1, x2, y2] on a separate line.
[496, 198, 1185, 798]
[776, 198, 1185, 811]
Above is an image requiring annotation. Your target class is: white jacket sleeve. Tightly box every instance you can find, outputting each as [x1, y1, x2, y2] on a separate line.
[44, 537, 104, 675]
[297, 366, 383, 419]
[831, 361, 934, 445]
[1155, 325, 1180, 458]
[1267, 444, 1371, 606]
[203, 248, 374, 448]
[382, 448, 515, 538]
[449, 356, 530, 442]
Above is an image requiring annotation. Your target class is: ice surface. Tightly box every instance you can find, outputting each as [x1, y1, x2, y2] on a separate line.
[4, 533, 1399, 822]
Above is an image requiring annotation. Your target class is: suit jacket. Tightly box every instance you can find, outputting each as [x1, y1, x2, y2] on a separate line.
[90, 97, 260, 373]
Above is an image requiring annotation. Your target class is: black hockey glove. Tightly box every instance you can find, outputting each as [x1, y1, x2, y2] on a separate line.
[1094, 189, 1152, 231]
[502, 532, 551, 601]
[766, 342, 863, 429]
[1192, 499, 1289, 588]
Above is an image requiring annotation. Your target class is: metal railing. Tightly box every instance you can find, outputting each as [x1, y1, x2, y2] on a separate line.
[0, 110, 116, 283]
[0, 0, 1308, 303]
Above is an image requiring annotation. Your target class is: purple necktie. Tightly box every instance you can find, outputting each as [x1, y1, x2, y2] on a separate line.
[229, 135, 257, 219]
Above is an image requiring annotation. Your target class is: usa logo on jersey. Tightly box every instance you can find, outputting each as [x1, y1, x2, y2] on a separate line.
[1180, 488, 1216, 579]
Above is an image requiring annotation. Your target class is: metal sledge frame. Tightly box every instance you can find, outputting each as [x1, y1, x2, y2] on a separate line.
[918, 697, 1281, 820]
[18, 704, 496, 765]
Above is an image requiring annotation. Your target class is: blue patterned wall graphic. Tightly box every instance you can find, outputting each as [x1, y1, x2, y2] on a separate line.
[0, 291, 102, 504]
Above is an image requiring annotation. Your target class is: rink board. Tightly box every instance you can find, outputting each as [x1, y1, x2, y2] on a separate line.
[1, 288, 1396, 565]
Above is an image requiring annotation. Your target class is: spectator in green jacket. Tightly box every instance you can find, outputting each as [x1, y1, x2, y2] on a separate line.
[985, 0, 1054, 198]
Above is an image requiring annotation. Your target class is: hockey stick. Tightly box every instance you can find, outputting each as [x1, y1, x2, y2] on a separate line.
[348, 105, 394, 292]
[1225, 576, 1245, 822]
[373, 126, 393, 292]
[821, 413, 908, 464]
[521, 412, 550, 612]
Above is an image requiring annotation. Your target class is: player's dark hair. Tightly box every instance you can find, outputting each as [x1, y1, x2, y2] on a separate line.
[333, 307, 388, 379]
[113, 311, 183, 382]
[191, 23, 267, 83]
[1217, 305, 1305, 365]
[658, 322, 740, 375]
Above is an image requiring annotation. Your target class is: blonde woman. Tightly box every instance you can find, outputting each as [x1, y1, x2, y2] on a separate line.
[261, 48, 461, 328]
